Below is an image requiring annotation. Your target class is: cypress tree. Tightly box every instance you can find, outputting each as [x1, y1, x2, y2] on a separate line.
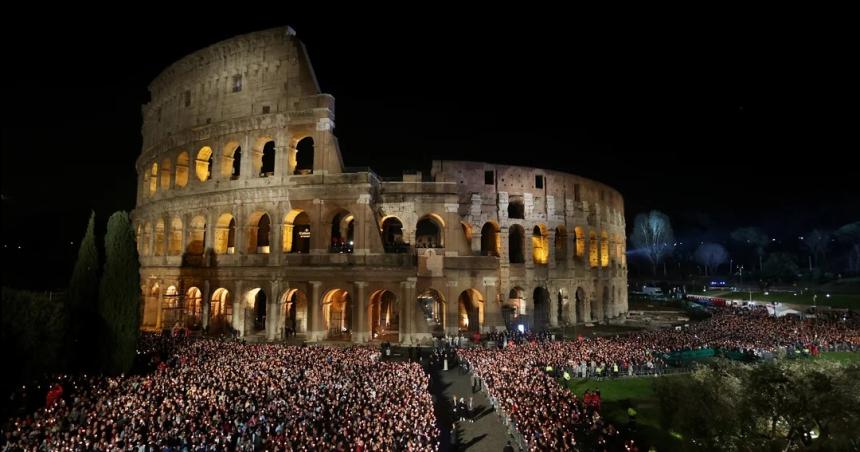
[65, 211, 99, 370]
[98, 211, 141, 374]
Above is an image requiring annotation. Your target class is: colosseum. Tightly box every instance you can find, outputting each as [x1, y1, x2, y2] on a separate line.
[132, 26, 628, 343]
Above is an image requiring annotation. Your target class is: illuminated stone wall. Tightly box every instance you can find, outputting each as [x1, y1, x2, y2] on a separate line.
[132, 27, 628, 344]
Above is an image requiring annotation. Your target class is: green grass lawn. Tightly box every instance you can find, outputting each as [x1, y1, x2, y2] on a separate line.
[819, 351, 860, 363]
[562, 376, 687, 450]
[705, 290, 860, 309]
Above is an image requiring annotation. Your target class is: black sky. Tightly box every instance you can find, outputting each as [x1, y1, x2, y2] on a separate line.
[2, 12, 858, 288]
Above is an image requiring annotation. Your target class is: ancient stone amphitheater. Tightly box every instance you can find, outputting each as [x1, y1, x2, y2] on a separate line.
[132, 27, 627, 343]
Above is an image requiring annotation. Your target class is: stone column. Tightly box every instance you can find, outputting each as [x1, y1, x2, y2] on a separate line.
[482, 277, 502, 332]
[272, 214, 284, 265]
[525, 227, 535, 268]
[308, 281, 323, 341]
[471, 231, 482, 255]
[267, 279, 280, 340]
[232, 280, 244, 337]
[352, 281, 368, 343]
[155, 279, 164, 331]
[355, 195, 371, 255]
[401, 278, 417, 343]
[547, 228, 557, 269]
[445, 279, 460, 336]
[204, 211, 215, 255]
[201, 280, 211, 330]
[499, 226, 510, 265]
[311, 199, 325, 254]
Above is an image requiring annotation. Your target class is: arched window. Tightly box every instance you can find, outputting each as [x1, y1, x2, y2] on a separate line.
[160, 159, 172, 190]
[195, 146, 213, 181]
[149, 162, 159, 195]
[261, 141, 275, 177]
[247, 213, 271, 254]
[382, 217, 407, 253]
[283, 210, 311, 253]
[458, 289, 484, 332]
[187, 216, 206, 255]
[601, 231, 609, 267]
[175, 152, 189, 188]
[330, 210, 354, 253]
[532, 225, 548, 264]
[154, 220, 165, 256]
[480, 222, 500, 257]
[508, 198, 524, 219]
[555, 226, 567, 262]
[141, 222, 152, 256]
[508, 225, 525, 263]
[575, 226, 585, 259]
[224, 143, 242, 180]
[417, 289, 445, 334]
[416, 215, 444, 248]
[294, 137, 314, 175]
[589, 230, 599, 268]
[168, 217, 183, 256]
[214, 214, 236, 255]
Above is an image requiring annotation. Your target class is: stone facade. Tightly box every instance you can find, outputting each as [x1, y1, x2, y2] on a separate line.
[132, 27, 628, 344]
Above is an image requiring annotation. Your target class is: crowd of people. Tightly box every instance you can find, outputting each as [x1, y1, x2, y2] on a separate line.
[2, 338, 439, 451]
[457, 309, 860, 451]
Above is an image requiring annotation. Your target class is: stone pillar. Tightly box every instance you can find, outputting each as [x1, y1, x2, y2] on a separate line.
[201, 280, 211, 330]
[272, 216, 283, 265]
[400, 278, 417, 343]
[499, 226, 510, 265]
[233, 280, 244, 337]
[471, 231, 482, 255]
[482, 277, 502, 332]
[549, 287, 559, 328]
[267, 280, 280, 340]
[311, 199, 325, 254]
[525, 227, 535, 269]
[180, 213, 189, 257]
[155, 279, 164, 331]
[352, 281, 368, 343]
[547, 228, 557, 269]
[241, 133, 255, 179]
[566, 232, 575, 269]
[445, 279, 460, 336]
[204, 211, 215, 254]
[355, 195, 371, 255]
[308, 281, 323, 341]
[444, 203, 460, 255]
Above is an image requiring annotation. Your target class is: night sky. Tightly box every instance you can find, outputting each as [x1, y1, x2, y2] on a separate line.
[2, 14, 857, 288]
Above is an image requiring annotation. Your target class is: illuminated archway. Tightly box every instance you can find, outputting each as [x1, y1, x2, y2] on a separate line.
[142, 222, 153, 256]
[280, 289, 308, 335]
[417, 289, 445, 336]
[533, 287, 550, 330]
[369, 290, 399, 342]
[185, 287, 202, 328]
[168, 217, 183, 256]
[283, 209, 310, 253]
[381, 216, 406, 253]
[322, 289, 351, 339]
[457, 288, 484, 333]
[601, 231, 609, 267]
[329, 209, 354, 253]
[160, 158, 172, 190]
[294, 137, 314, 174]
[247, 211, 271, 254]
[532, 225, 548, 264]
[148, 162, 158, 195]
[221, 141, 241, 179]
[175, 152, 189, 188]
[214, 214, 236, 255]
[555, 226, 567, 263]
[186, 216, 206, 255]
[589, 230, 599, 268]
[195, 146, 213, 181]
[246, 288, 267, 333]
[154, 220, 165, 256]
[481, 221, 500, 257]
[416, 214, 444, 248]
[209, 288, 232, 333]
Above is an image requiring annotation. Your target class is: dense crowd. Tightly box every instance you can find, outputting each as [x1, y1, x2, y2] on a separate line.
[2, 339, 438, 451]
[458, 309, 860, 451]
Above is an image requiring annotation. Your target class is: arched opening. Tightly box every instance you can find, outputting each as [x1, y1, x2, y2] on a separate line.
[369, 290, 399, 342]
[480, 222, 500, 257]
[260, 141, 275, 177]
[185, 287, 202, 328]
[162, 285, 180, 329]
[294, 137, 314, 175]
[322, 289, 351, 340]
[149, 162, 158, 195]
[168, 217, 183, 256]
[508, 198, 525, 219]
[175, 152, 189, 188]
[601, 231, 610, 267]
[590, 283, 599, 321]
[509, 225, 525, 263]
[142, 222, 152, 256]
[186, 216, 206, 255]
[575, 287, 586, 323]
[603, 286, 611, 320]
[504, 287, 526, 329]
[558, 289, 570, 325]
[458, 289, 484, 333]
[589, 230, 599, 268]
[229, 145, 242, 180]
[154, 220, 165, 256]
[532, 225, 548, 264]
[416, 215, 444, 248]
[214, 214, 236, 255]
[533, 287, 550, 330]
[381, 217, 407, 253]
[195, 146, 213, 181]
[417, 289, 445, 336]
[209, 288, 232, 333]
[329, 210, 354, 253]
[247, 212, 271, 254]
[280, 289, 308, 336]
[555, 226, 567, 263]
[575, 226, 585, 260]
[283, 210, 311, 253]
[160, 159, 172, 190]
[247, 288, 267, 333]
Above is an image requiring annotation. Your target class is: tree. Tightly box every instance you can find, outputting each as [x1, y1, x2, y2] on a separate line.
[65, 211, 99, 370]
[804, 229, 831, 271]
[629, 210, 674, 276]
[98, 211, 141, 374]
[762, 252, 800, 283]
[694, 243, 729, 276]
[730, 226, 769, 272]
[835, 221, 860, 273]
